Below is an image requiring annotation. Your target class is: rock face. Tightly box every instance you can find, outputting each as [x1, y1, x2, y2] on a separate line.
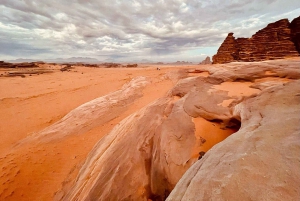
[213, 17, 300, 64]
[199, 56, 212, 65]
[167, 79, 300, 201]
[54, 59, 300, 201]
[290, 16, 300, 53]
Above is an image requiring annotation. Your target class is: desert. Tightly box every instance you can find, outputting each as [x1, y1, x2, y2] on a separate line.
[1, 56, 300, 200]
[1, 1, 300, 201]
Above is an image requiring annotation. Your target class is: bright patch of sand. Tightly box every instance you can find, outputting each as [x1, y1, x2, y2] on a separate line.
[211, 81, 260, 97]
[191, 117, 237, 158]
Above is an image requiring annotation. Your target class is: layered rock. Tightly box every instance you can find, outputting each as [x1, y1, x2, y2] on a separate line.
[0, 61, 38, 68]
[199, 56, 212, 65]
[3, 58, 299, 200]
[212, 33, 238, 64]
[290, 16, 300, 53]
[167, 80, 300, 201]
[54, 59, 300, 201]
[213, 17, 300, 64]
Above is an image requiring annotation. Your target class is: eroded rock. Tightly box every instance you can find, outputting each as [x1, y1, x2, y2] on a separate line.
[213, 17, 300, 64]
[167, 80, 300, 201]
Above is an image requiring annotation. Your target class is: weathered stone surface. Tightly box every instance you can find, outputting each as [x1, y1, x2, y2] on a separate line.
[17, 76, 150, 144]
[53, 59, 300, 201]
[212, 33, 238, 64]
[166, 80, 300, 201]
[290, 16, 300, 53]
[0, 61, 39, 68]
[199, 56, 212, 65]
[213, 17, 300, 64]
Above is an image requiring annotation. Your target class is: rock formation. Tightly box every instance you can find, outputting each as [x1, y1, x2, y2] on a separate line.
[199, 56, 212, 65]
[290, 16, 300, 53]
[167, 79, 300, 201]
[1, 59, 300, 201]
[0, 61, 38, 68]
[213, 17, 300, 64]
[52, 59, 300, 201]
[127, 64, 138, 67]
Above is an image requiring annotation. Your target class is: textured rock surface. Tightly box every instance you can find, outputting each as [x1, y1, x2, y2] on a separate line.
[1, 60, 299, 201]
[0, 61, 38, 68]
[199, 56, 212, 65]
[17, 76, 150, 143]
[290, 16, 300, 53]
[56, 59, 300, 201]
[213, 17, 300, 64]
[212, 33, 238, 64]
[167, 79, 300, 201]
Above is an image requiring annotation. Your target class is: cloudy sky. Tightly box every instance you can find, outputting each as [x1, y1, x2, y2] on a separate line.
[0, 0, 299, 62]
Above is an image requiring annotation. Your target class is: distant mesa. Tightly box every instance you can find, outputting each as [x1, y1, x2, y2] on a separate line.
[126, 64, 138, 67]
[7, 57, 100, 64]
[213, 16, 300, 64]
[0, 61, 39, 68]
[169, 61, 193, 65]
[199, 56, 212, 65]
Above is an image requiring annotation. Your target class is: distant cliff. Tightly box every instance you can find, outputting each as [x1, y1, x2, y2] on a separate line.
[213, 16, 300, 64]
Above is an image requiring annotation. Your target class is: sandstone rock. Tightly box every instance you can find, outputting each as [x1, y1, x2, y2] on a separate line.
[290, 16, 300, 53]
[167, 80, 300, 201]
[199, 56, 212, 65]
[0, 61, 39, 68]
[0, 61, 16, 68]
[127, 64, 138, 67]
[55, 59, 300, 201]
[213, 17, 300, 64]
[212, 33, 238, 64]
[2, 57, 293, 201]
[17, 76, 150, 144]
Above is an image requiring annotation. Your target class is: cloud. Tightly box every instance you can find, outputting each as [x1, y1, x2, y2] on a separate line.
[0, 0, 299, 62]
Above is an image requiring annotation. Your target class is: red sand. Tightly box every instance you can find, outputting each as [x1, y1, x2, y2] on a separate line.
[0, 64, 262, 200]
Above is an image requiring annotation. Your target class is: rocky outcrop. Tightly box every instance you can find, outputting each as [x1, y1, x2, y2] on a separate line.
[290, 16, 300, 53]
[211, 33, 238, 64]
[199, 56, 212, 65]
[127, 64, 138, 67]
[53, 59, 300, 201]
[17, 77, 150, 144]
[213, 17, 300, 64]
[0, 61, 39, 68]
[167, 79, 300, 201]
[0, 61, 15, 68]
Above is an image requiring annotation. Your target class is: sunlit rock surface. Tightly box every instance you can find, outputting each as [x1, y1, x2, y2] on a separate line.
[57, 59, 300, 201]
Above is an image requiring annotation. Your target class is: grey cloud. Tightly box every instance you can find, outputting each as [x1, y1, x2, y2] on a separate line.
[0, 0, 299, 62]
[0, 40, 52, 57]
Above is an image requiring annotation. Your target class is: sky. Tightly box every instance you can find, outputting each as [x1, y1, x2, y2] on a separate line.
[0, 0, 300, 63]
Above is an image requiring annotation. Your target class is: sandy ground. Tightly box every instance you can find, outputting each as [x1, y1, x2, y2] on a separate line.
[0, 64, 268, 200]
[0, 65, 185, 200]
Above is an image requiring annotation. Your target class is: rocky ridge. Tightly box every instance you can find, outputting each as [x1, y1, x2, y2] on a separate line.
[213, 16, 300, 64]
[54, 59, 300, 200]
[199, 56, 212, 65]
